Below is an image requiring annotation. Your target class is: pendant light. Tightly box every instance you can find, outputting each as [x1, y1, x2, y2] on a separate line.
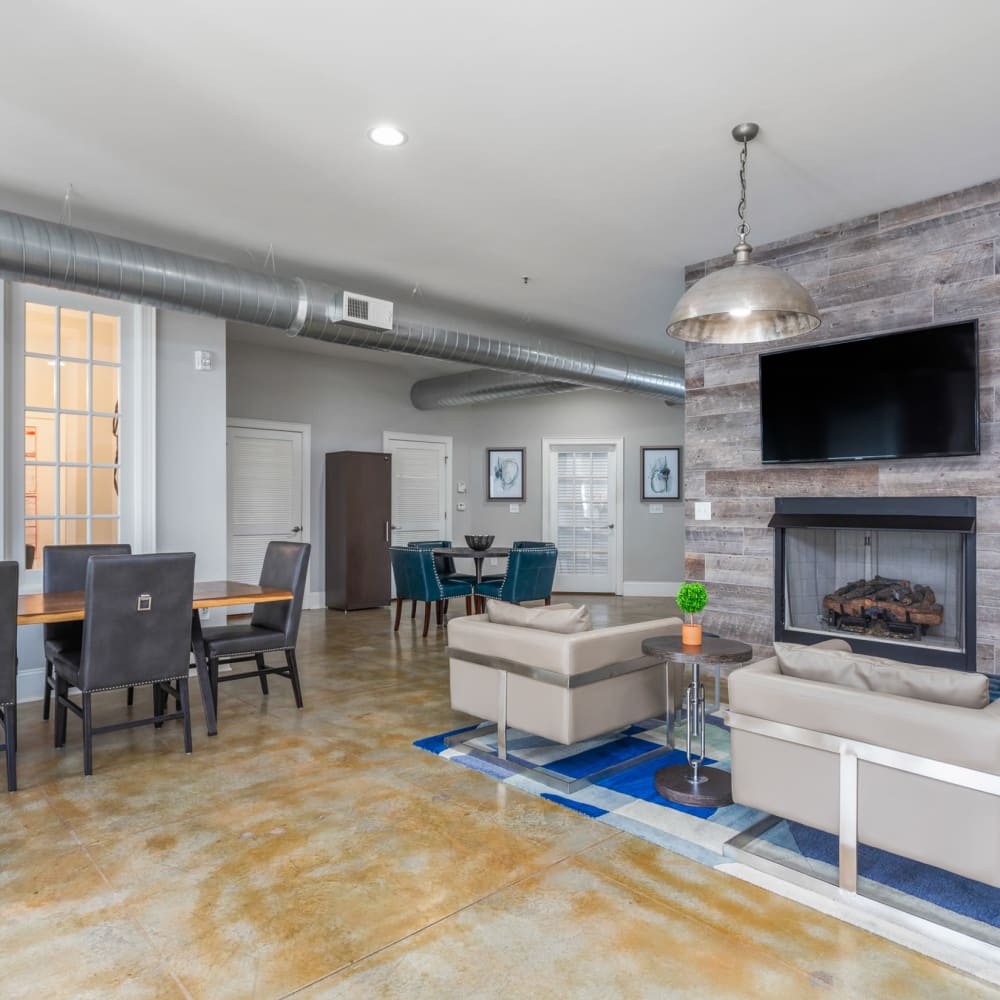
[666, 123, 821, 344]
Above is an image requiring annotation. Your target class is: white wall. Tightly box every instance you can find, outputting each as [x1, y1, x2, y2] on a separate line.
[156, 312, 228, 624]
[226, 336, 685, 600]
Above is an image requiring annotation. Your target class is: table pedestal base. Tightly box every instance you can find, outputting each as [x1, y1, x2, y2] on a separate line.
[654, 763, 732, 808]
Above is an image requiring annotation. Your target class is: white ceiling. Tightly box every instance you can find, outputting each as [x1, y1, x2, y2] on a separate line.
[3, 1, 1000, 370]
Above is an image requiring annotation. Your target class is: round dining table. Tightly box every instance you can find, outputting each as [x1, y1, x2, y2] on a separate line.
[433, 546, 510, 585]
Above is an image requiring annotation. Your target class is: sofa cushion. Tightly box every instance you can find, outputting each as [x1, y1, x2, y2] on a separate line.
[486, 600, 592, 634]
[773, 642, 988, 709]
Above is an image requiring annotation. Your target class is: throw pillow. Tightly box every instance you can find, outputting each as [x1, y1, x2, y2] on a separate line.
[486, 600, 592, 634]
[773, 642, 988, 709]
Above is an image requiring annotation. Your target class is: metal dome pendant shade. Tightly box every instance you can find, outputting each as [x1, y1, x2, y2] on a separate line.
[667, 123, 821, 345]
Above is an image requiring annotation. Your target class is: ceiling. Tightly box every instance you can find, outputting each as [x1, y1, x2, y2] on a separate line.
[3, 1, 1000, 370]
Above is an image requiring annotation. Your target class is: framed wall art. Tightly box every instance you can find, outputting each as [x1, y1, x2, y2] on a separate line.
[487, 447, 525, 501]
[640, 446, 681, 501]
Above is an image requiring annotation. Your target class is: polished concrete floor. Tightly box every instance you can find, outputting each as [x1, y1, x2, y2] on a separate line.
[3, 596, 997, 999]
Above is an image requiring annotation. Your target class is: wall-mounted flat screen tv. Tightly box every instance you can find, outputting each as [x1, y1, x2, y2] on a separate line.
[760, 321, 979, 464]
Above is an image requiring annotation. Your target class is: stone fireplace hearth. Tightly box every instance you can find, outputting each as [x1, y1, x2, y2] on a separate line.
[771, 497, 976, 671]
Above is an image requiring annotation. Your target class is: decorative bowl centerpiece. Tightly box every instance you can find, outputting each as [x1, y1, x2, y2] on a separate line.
[465, 534, 495, 551]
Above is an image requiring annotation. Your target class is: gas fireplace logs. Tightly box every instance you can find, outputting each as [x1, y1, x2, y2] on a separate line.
[822, 576, 943, 640]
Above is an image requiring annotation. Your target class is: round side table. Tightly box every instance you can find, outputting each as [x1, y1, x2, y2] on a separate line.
[641, 634, 752, 807]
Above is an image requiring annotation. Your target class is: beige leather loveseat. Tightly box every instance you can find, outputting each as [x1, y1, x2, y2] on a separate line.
[728, 638, 1000, 888]
[447, 603, 684, 746]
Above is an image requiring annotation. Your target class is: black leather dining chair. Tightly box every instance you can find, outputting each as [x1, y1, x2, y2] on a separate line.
[41, 543, 131, 721]
[0, 561, 18, 791]
[199, 541, 311, 719]
[51, 552, 196, 776]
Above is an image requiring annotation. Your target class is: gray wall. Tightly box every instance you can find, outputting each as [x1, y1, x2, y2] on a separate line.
[225, 336, 685, 595]
[156, 312, 228, 625]
[683, 177, 1000, 672]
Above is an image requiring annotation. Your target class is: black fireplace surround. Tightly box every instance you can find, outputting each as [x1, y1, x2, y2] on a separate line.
[770, 496, 976, 671]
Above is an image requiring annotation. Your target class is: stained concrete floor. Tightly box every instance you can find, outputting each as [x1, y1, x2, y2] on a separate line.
[2, 596, 997, 999]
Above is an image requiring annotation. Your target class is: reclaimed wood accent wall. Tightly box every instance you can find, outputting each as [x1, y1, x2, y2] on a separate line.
[683, 178, 1000, 673]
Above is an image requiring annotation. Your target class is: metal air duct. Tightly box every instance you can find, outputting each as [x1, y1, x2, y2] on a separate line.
[0, 210, 685, 403]
[410, 369, 585, 409]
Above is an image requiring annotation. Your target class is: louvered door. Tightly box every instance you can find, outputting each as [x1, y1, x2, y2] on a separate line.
[385, 437, 448, 548]
[227, 425, 304, 592]
[549, 445, 617, 592]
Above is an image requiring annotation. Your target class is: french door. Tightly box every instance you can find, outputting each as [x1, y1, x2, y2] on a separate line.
[543, 438, 622, 593]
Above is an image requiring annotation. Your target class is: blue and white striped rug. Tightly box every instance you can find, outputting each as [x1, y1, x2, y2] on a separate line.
[416, 708, 1000, 959]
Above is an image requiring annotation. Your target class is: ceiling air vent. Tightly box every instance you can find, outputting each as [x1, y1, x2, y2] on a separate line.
[336, 291, 394, 331]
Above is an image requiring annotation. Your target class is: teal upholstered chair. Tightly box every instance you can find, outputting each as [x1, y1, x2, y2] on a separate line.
[474, 546, 557, 610]
[407, 541, 469, 616]
[511, 541, 555, 549]
[390, 547, 474, 637]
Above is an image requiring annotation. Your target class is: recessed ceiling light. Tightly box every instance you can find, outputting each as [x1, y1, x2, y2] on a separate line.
[368, 124, 407, 147]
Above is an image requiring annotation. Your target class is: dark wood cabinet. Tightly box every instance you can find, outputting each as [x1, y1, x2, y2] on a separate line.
[325, 451, 391, 610]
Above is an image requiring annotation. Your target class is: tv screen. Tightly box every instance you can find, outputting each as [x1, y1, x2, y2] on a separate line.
[760, 322, 979, 464]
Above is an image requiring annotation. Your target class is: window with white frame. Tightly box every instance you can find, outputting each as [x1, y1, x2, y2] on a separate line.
[23, 301, 122, 567]
[6, 283, 156, 582]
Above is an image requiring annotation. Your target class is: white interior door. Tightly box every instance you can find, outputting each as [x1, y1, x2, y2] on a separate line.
[382, 432, 450, 547]
[544, 440, 621, 593]
[227, 421, 307, 600]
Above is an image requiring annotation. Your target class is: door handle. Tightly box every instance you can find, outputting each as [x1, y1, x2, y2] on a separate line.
[385, 521, 391, 543]
[607, 524, 615, 529]
[291, 526, 303, 533]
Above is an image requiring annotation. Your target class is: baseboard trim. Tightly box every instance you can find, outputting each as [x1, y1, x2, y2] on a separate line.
[304, 591, 326, 611]
[622, 581, 684, 598]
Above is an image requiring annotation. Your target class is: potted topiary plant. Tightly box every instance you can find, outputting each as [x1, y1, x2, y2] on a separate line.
[676, 582, 708, 646]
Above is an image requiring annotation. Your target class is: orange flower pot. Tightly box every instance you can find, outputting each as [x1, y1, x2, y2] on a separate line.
[682, 623, 703, 647]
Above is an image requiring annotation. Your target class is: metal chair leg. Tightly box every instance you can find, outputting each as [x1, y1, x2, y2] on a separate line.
[153, 684, 166, 728]
[209, 656, 220, 721]
[127, 686, 134, 706]
[287, 649, 304, 709]
[54, 678, 68, 749]
[82, 693, 94, 776]
[42, 660, 52, 721]
[255, 653, 270, 695]
[3, 704, 16, 792]
[179, 678, 193, 754]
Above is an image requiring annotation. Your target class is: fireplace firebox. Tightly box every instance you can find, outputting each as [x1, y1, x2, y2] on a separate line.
[770, 497, 976, 671]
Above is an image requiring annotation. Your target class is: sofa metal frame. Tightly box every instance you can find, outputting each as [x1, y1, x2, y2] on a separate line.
[723, 710, 1000, 951]
[444, 645, 676, 792]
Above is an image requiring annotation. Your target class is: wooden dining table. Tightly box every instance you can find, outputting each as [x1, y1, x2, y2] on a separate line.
[17, 581, 294, 737]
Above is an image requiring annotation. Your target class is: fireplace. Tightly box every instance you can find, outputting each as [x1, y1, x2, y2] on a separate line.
[770, 497, 976, 671]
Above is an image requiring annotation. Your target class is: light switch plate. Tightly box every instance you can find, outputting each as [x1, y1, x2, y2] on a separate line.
[509, 504, 520, 513]
[456, 501, 466, 512]
[648, 504, 664, 514]
[695, 501, 712, 521]
[193, 350, 213, 371]
[457, 480, 467, 494]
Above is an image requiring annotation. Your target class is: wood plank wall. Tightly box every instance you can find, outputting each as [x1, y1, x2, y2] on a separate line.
[683, 178, 1000, 673]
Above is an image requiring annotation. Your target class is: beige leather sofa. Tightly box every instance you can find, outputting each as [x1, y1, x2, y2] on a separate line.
[728, 638, 1000, 888]
[447, 605, 684, 745]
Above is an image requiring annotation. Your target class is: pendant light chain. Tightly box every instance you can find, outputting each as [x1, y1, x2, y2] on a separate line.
[736, 139, 750, 243]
